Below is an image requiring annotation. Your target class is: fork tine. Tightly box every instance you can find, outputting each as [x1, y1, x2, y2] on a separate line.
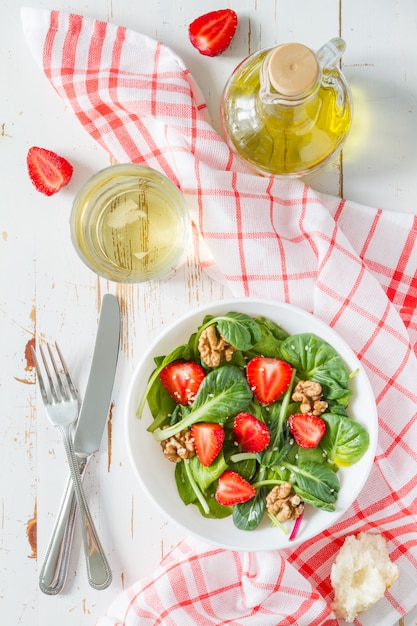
[40, 344, 60, 403]
[31, 346, 49, 404]
[54, 342, 78, 400]
[48, 343, 74, 402]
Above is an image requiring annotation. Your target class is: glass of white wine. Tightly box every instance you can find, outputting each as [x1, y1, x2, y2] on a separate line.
[70, 164, 190, 283]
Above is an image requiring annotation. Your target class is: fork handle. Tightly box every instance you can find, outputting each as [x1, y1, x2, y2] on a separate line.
[39, 457, 88, 595]
[59, 426, 112, 591]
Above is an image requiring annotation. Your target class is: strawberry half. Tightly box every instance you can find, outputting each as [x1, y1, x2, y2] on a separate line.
[215, 470, 256, 506]
[159, 361, 205, 405]
[26, 146, 73, 196]
[232, 412, 270, 453]
[188, 9, 238, 57]
[288, 413, 326, 449]
[191, 423, 224, 466]
[246, 356, 293, 405]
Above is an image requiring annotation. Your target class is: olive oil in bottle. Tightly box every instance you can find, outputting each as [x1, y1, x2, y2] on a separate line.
[221, 39, 353, 177]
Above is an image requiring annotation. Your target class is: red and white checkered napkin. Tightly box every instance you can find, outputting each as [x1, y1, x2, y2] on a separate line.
[22, 8, 417, 625]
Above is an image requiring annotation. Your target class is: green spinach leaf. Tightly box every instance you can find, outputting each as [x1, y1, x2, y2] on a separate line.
[320, 413, 370, 466]
[137, 344, 192, 420]
[175, 461, 196, 505]
[196, 312, 262, 352]
[292, 485, 337, 512]
[280, 334, 352, 404]
[153, 365, 253, 441]
[216, 312, 262, 349]
[146, 380, 175, 431]
[175, 462, 232, 519]
[244, 315, 290, 358]
[188, 452, 228, 492]
[283, 460, 340, 504]
[200, 482, 233, 518]
[233, 487, 266, 531]
[286, 443, 327, 467]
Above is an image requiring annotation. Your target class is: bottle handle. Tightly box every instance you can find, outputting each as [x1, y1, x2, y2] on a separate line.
[316, 37, 346, 70]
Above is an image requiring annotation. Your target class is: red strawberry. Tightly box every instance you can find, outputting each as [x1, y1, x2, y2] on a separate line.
[288, 413, 326, 449]
[188, 9, 238, 57]
[26, 146, 73, 196]
[215, 470, 256, 506]
[246, 357, 293, 405]
[191, 423, 224, 466]
[160, 361, 205, 405]
[232, 412, 270, 453]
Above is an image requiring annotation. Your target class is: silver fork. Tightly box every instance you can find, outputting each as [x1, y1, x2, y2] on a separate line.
[32, 342, 112, 591]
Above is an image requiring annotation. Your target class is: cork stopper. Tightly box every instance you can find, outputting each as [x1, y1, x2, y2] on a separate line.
[268, 43, 319, 97]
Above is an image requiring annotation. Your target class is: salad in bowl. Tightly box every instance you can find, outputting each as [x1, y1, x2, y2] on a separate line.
[125, 299, 377, 551]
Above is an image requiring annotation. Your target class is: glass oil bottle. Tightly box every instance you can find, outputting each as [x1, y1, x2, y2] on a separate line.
[220, 38, 353, 177]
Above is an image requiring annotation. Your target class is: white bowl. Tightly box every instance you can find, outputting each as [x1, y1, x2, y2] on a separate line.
[125, 298, 377, 551]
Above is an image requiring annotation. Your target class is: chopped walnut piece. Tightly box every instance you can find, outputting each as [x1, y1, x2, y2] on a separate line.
[266, 482, 304, 522]
[292, 380, 328, 416]
[198, 325, 236, 367]
[161, 427, 195, 463]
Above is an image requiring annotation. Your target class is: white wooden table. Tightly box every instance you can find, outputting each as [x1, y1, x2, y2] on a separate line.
[1, 1, 416, 624]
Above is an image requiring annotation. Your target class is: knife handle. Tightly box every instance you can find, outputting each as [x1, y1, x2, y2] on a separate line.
[39, 461, 83, 595]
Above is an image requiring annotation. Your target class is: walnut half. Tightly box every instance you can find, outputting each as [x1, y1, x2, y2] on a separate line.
[198, 325, 236, 367]
[292, 380, 328, 416]
[160, 428, 195, 463]
[266, 483, 304, 522]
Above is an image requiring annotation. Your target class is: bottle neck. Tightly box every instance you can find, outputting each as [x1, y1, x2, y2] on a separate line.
[260, 46, 321, 107]
[258, 48, 322, 125]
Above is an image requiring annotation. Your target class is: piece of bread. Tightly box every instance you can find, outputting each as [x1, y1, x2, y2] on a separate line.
[330, 532, 399, 622]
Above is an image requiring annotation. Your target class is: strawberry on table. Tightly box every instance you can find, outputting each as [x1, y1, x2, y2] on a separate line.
[233, 412, 270, 453]
[26, 146, 73, 196]
[288, 413, 326, 449]
[159, 360, 205, 405]
[215, 470, 256, 506]
[191, 423, 224, 466]
[246, 356, 293, 405]
[188, 9, 238, 57]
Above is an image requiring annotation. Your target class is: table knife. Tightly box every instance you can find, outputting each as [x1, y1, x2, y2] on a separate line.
[39, 293, 120, 595]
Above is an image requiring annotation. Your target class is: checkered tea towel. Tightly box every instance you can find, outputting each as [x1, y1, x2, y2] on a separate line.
[21, 8, 417, 626]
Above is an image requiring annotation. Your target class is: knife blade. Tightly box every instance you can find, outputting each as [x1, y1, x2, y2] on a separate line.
[39, 294, 120, 595]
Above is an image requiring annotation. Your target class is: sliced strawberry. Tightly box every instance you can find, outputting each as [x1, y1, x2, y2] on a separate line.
[215, 470, 256, 506]
[246, 356, 293, 405]
[288, 413, 326, 449]
[188, 9, 238, 57]
[191, 423, 224, 466]
[160, 361, 205, 405]
[26, 146, 73, 196]
[232, 412, 270, 453]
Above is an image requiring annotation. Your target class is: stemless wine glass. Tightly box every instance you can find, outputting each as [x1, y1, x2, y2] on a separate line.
[70, 164, 190, 283]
